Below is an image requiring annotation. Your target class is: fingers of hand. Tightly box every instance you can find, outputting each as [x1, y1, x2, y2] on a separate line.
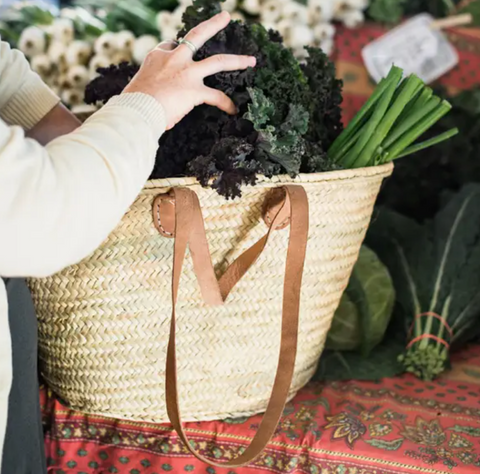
[194, 54, 256, 78]
[202, 87, 236, 115]
[177, 11, 231, 58]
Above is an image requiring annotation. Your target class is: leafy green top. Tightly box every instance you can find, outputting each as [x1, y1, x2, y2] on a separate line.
[366, 185, 480, 378]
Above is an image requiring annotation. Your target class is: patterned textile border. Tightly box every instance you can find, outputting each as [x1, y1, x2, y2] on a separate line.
[333, 24, 480, 123]
[41, 23, 480, 474]
[42, 346, 480, 474]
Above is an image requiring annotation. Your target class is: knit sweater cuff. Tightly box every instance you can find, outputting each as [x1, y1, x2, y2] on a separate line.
[106, 93, 167, 138]
[0, 73, 60, 130]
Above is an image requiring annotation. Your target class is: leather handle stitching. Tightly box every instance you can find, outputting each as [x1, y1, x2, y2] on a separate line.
[264, 212, 290, 229]
[155, 197, 174, 237]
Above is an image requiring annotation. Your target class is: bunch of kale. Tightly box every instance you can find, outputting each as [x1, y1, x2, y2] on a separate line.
[84, 0, 343, 198]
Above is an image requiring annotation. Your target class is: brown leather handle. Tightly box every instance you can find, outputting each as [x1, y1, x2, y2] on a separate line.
[154, 185, 309, 467]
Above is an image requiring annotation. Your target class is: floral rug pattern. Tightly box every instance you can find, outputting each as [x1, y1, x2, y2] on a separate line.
[42, 345, 480, 474]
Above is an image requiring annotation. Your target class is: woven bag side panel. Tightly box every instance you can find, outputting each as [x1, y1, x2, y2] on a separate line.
[29, 169, 391, 422]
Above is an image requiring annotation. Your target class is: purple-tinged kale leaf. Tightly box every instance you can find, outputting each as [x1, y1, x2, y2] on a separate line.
[84, 62, 139, 105]
[187, 137, 260, 199]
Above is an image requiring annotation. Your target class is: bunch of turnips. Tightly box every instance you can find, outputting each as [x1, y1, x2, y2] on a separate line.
[3, 0, 371, 100]
[13, 8, 160, 111]
[256, 0, 368, 56]
[157, 0, 368, 57]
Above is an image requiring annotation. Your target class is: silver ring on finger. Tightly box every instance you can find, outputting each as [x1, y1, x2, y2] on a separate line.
[155, 39, 179, 52]
[178, 38, 198, 55]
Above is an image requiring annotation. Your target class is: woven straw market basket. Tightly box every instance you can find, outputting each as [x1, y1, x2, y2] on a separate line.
[28, 164, 392, 464]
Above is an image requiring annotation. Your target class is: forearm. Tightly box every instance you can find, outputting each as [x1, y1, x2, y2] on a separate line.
[26, 103, 82, 146]
[0, 93, 165, 278]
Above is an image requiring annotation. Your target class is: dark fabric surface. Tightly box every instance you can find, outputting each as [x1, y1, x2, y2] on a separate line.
[1, 279, 46, 474]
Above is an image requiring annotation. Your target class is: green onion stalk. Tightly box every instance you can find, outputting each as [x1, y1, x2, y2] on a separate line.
[328, 65, 459, 169]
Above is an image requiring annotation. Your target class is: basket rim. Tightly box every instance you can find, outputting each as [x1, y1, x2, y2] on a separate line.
[143, 162, 394, 190]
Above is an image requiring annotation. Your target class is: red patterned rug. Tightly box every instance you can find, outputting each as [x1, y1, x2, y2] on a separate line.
[42, 346, 480, 474]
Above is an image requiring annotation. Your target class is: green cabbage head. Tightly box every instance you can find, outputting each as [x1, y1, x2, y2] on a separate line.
[326, 246, 395, 355]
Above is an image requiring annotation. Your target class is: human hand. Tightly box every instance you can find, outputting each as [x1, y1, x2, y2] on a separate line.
[123, 11, 256, 130]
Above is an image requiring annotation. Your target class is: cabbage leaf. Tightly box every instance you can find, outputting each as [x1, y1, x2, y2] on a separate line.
[326, 246, 395, 356]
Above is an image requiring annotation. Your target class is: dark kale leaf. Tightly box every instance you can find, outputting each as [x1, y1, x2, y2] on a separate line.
[187, 137, 260, 199]
[315, 339, 405, 381]
[302, 47, 344, 149]
[366, 186, 480, 379]
[178, 0, 222, 37]
[245, 87, 309, 176]
[84, 62, 139, 105]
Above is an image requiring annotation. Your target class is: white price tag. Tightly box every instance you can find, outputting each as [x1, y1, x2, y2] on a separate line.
[362, 14, 459, 84]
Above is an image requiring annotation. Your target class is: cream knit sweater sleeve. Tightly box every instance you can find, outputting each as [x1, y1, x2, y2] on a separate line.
[0, 73, 166, 277]
[0, 38, 60, 129]
[0, 93, 166, 277]
[0, 38, 165, 466]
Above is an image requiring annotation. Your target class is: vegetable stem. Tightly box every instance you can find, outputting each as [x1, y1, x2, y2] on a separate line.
[384, 101, 452, 161]
[436, 296, 451, 349]
[421, 191, 473, 350]
[400, 86, 432, 118]
[354, 74, 423, 168]
[329, 127, 363, 163]
[394, 128, 459, 159]
[347, 67, 403, 167]
[328, 65, 457, 174]
[328, 76, 390, 158]
[383, 95, 440, 150]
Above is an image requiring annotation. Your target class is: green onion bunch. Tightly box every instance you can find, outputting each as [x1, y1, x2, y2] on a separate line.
[328, 65, 459, 168]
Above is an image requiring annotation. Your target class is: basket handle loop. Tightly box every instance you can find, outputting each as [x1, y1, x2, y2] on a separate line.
[154, 185, 309, 468]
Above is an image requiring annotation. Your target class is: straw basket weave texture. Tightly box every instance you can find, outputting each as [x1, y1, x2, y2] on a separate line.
[28, 164, 392, 423]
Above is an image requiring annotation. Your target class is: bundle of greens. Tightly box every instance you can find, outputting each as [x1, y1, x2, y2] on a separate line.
[327, 66, 458, 168]
[0, 4, 106, 46]
[0, 5, 55, 45]
[366, 184, 480, 381]
[85, 0, 456, 198]
[367, 0, 464, 24]
[378, 88, 480, 222]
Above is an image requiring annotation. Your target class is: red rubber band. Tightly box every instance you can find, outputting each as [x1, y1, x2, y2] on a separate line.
[408, 312, 453, 339]
[406, 333, 450, 350]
